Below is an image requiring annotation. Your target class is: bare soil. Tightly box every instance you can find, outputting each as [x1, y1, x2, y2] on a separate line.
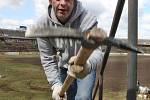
[8, 54, 149, 91]
[103, 55, 150, 91]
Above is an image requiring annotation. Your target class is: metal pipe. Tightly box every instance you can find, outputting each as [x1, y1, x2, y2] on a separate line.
[127, 0, 138, 99]
[91, 0, 125, 99]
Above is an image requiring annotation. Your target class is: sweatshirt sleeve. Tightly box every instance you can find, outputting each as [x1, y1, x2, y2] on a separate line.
[37, 38, 62, 87]
[88, 47, 103, 71]
[80, 11, 98, 32]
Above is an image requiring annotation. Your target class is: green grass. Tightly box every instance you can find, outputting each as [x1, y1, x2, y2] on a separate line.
[0, 54, 52, 100]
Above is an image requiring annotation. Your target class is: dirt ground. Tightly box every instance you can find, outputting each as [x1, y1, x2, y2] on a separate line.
[11, 54, 150, 91]
[103, 55, 150, 92]
[10, 54, 150, 91]
[1, 54, 149, 100]
[93, 54, 150, 100]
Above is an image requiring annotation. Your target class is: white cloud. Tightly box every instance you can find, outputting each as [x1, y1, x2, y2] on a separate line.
[0, 0, 34, 29]
[33, 0, 49, 17]
[9, 0, 24, 7]
[0, 0, 24, 9]
[139, 0, 149, 9]
[0, 1, 7, 8]
[80, 0, 106, 16]
[140, 14, 150, 30]
[0, 18, 34, 29]
[80, 0, 128, 38]
[80, 0, 150, 39]
[139, 13, 150, 39]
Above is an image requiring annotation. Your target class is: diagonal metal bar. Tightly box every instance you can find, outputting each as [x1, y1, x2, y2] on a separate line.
[99, 0, 125, 99]
[92, 0, 125, 100]
[100, 0, 125, 75]
[82, 37, 143, 53]
[100, 37, 143, 53]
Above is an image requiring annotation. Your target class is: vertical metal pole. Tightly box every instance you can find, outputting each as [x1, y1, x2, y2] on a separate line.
[127, 0, 138, 100]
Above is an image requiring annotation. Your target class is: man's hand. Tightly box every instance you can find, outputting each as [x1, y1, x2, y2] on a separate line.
[68, 56, 91, 79]
[52, 84, 67, 100]
[87, 27, 107, 42]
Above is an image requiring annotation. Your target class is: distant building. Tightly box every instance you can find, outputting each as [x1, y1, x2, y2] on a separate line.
[0, 27, 38, 52]
[0, 28, 25, 37]
[17, 26, 27, 31]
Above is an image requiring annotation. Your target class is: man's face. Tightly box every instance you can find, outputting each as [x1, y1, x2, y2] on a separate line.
[50, 0, 75, 23]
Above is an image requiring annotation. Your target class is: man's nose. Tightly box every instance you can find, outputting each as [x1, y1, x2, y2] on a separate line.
[60, 0, 67, 6]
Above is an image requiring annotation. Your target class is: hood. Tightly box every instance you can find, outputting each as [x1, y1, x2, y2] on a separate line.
[48, 0, 85, 25]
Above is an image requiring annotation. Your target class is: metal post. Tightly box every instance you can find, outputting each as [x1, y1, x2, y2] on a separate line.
[127, 0, 138, 99]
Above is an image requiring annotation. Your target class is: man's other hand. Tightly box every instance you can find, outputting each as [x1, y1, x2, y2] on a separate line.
[68, 56, 91, 79]
[52, 84, 67, 100]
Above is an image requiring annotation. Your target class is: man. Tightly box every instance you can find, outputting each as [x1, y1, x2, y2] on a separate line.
[30, 0, 106, 99]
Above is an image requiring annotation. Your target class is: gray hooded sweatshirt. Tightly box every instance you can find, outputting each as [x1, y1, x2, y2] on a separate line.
[34, 1, 103, 87]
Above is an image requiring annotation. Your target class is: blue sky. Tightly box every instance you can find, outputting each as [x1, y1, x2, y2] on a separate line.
[0, 0, 150, 39]
[0, 0, 35, 20]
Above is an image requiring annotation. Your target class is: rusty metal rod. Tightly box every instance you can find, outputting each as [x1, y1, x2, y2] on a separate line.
[92, 0, 125, 100]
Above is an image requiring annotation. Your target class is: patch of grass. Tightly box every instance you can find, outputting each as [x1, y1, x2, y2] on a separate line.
[0, 54, 52, 100]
